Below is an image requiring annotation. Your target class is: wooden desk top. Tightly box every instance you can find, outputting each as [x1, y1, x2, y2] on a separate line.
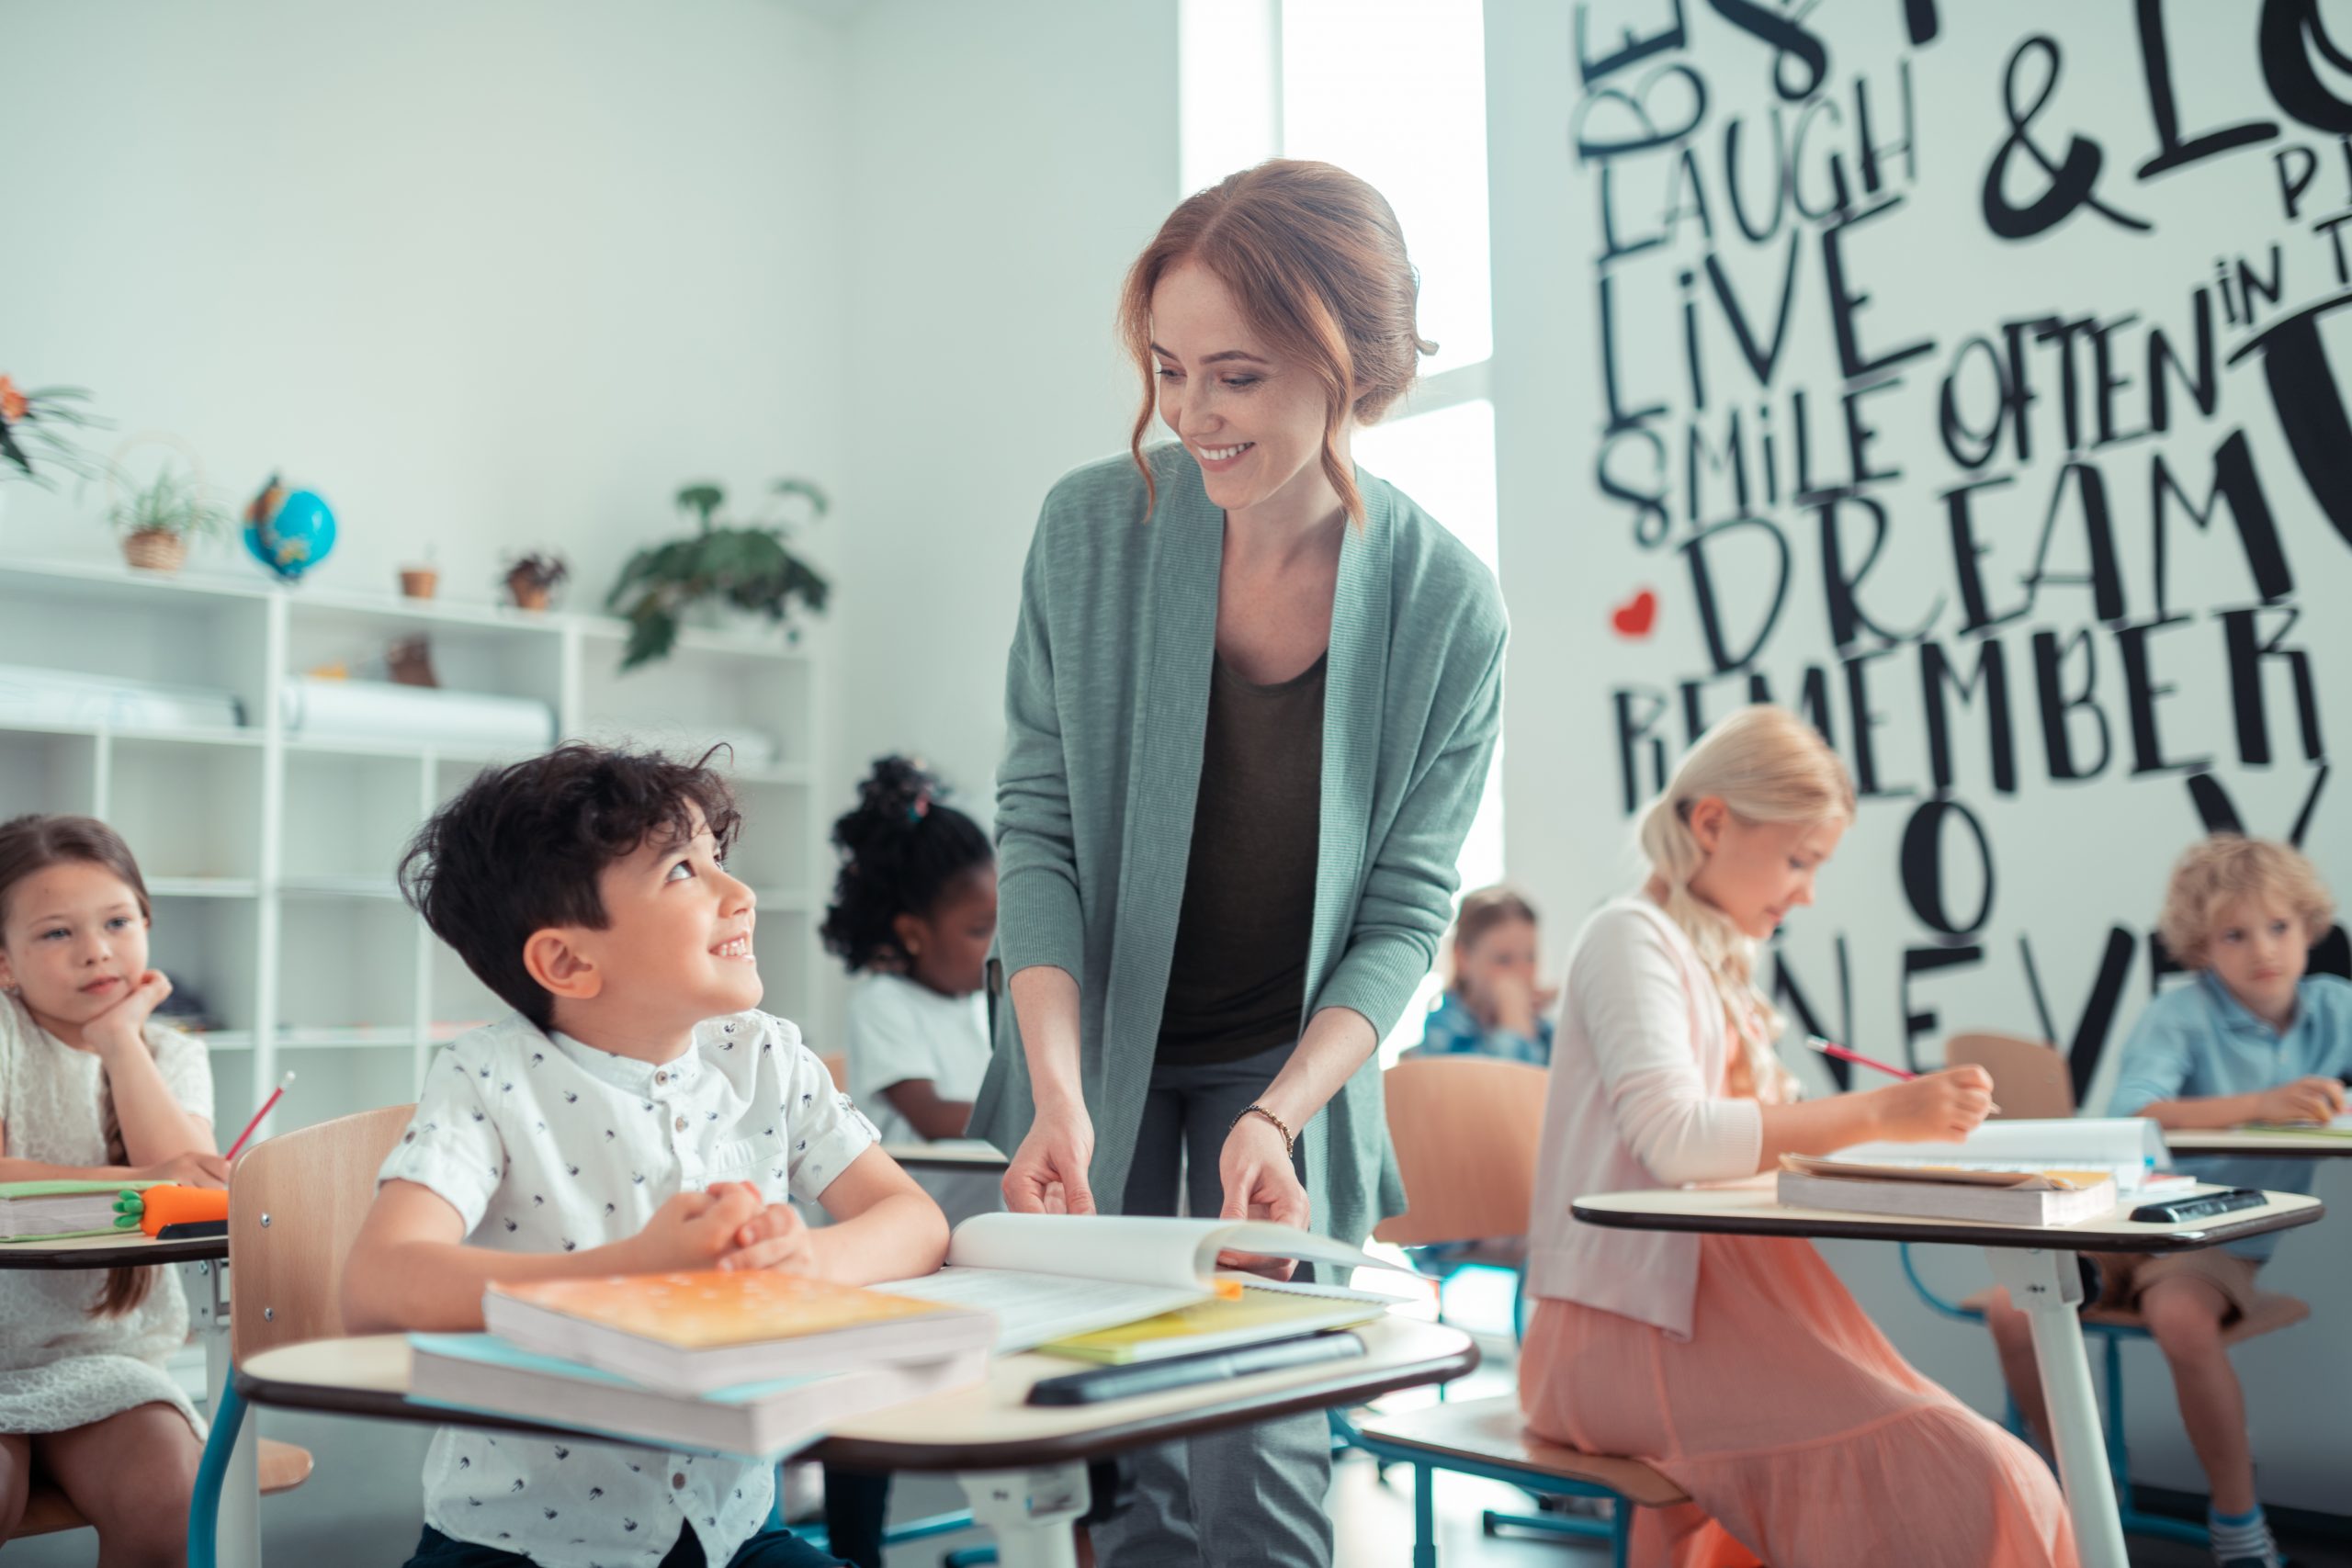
[237, 1315, 1479, 1471]
[2164, 1130, 2352, 1158]
[0, 1230, 227, 1269]
[1570, 1184, 2324, 1253]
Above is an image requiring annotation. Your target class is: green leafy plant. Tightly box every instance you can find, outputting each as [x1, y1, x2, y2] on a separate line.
[0, 378, 106, 488]
[606, 479, 831, 669]
[108, 463, 231, 539]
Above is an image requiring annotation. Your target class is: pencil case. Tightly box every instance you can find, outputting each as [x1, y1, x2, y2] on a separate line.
[114, 1184, 229, 1236]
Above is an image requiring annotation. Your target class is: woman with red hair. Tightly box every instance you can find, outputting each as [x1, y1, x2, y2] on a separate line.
[968, 160, 1508, 1567]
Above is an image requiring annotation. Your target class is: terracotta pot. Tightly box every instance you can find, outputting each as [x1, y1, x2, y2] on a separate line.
[509, 581, 552, 612]
[122, 529, 188, 573]
[400, 567, 439, 600]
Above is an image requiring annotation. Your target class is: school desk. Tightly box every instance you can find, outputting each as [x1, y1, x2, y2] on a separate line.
[1570, 1183, 2323, 1568]
[0, 1231, 262, 1568]
[233, 1315, 1478, 1568]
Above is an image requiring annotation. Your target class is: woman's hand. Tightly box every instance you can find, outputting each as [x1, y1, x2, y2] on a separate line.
[1868, 1066, 1996, 1144]
[85, 970, 174, 1058]
[1002, 1104, 1097, 1215]
[1216, 1112, 1310, 1280]
[135, 1150, 230, 1189]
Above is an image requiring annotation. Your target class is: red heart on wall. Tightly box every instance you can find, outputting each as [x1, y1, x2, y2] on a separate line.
[1611, 588, 1658, 638]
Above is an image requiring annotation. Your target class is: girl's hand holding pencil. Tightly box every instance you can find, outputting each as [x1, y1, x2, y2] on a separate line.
[1804, 1035, 2000, 1138]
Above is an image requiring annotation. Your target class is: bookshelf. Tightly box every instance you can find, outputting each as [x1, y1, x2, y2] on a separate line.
[0, 558, 829, 1141]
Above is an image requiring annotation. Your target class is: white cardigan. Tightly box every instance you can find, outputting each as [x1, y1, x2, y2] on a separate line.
[1526, 897, 1766, 1339]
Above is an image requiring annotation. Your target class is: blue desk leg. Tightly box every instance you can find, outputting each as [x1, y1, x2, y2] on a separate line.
[184, 1258, 259, 1568]
[1413, 1461, 1437, 1568]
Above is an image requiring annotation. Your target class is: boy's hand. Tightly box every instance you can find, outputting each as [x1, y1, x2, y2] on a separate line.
[2252, 1076, 2347, 1125]
[718, 1202, 820, 1275]
[626, 1182, 763, 1274]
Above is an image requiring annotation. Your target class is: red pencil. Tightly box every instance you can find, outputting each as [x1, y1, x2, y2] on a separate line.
[1804, 1035, 1917, 1081]
[225, 1071, 295, 1163]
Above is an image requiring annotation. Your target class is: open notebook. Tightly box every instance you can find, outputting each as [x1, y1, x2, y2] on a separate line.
[876, 1213, 1403, 1353]
[1818, 1119, 2178, 1193]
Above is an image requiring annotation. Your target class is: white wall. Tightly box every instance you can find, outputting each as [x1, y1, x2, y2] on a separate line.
[820, 0, 1181, 1019]
[0, 0, 847, 617]
[1487, 0, 2352, 1508]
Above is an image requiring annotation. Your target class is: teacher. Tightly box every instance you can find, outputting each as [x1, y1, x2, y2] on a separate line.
[966, 160, 1508, 1568]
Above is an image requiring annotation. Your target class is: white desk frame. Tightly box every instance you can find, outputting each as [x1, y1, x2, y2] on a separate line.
[1570, 1185, 2324, 1568]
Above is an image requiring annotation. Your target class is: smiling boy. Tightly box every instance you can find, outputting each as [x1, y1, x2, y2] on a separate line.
[341, 745, 947, 1568]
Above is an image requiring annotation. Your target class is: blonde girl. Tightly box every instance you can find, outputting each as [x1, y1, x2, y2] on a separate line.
[1519, 705, 2076, 1568]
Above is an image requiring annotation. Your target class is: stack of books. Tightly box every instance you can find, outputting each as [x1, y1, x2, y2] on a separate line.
[409, 1213, 1408, 1453]
[1775, 1119, 2185, 1225]
[410, 1270, 993, 1456]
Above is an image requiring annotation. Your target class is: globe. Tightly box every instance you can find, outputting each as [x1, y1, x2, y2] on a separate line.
[243, 488, 337, 581]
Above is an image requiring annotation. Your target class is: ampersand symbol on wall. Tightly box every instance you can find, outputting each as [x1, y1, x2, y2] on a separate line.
[1981, 36, 2154, 240]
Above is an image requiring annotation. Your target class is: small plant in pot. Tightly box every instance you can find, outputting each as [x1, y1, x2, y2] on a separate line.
[605, 479, 830, 670]
[110, 463, 230, 574]
[503, 550, 570, 611]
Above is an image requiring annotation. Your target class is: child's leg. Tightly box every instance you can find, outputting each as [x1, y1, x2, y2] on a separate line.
[1979, 1288, 2052, 1448]
[2139, 1275, 2256, 1514]
[32, 1404, 199, 1568]
[0, 1433, 31, 1538]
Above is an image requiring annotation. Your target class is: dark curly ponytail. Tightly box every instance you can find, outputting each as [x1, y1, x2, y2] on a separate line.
[820, 757, 992, 975]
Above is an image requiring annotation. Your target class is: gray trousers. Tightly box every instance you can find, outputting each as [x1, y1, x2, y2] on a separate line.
[1091, 1043, 1334, 1568]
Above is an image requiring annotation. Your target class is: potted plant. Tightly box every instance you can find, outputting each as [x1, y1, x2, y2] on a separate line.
[503, 550, 570, 612]
[0, 377, 105, 490]
[109, 462, 230, 574]
[605, 479, 830, 670]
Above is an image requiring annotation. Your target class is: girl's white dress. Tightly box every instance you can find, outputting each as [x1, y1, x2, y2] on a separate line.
[0, 996, 213, 1437]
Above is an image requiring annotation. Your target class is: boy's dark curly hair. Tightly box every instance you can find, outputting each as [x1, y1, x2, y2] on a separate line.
[400, 743, 741, 1028]
[820, 756, 991, 975]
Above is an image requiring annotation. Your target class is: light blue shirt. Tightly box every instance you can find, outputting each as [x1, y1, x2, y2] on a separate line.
[2107, 971, 2352, 1259]
[1403, 991, 1553, 1066]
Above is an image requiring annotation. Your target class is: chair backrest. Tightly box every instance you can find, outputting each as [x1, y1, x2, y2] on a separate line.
[228, 1102, 414, 1362]
[820, 1051, 849, 1092]
[1945, 1032, 2075, 1119]
[1372, 1057, 1550, 1247]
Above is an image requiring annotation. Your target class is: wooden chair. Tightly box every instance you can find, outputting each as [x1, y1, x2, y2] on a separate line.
[186, 1103, 414, 1568]
[1351, 1396, 1689, 1568]
[1905, 1033, 2309, 1551]
[820, 1050, 849, 1091]
[1349, 1056, 1683, 1564]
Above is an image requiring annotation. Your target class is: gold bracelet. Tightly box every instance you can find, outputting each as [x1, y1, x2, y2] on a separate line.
[1230, 1102, 1295, 1157]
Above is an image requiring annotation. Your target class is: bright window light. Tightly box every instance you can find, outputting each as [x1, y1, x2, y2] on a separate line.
[1280, 0, 1493, 373]
[1179, 0, 1281, 197]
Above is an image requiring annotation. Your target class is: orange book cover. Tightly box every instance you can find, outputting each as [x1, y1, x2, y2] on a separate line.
[490, 1271, 954, 1349]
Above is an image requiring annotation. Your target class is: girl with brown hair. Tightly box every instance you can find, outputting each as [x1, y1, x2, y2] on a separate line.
[968, 159, 1509, 1566]
[0, 812, 225, 1563]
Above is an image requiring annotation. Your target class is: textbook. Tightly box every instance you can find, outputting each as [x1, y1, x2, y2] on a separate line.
[482, 1269, 995, 1395]
[876, 1213, 1402, 1354]
[1820, 1118, 2175, 1194]
[1037, 1283, 1388, 1364]
[1776, 1156, 2118, 1226]
[408, 1332, 984, 1458]
[0, 1179, 159, 1242]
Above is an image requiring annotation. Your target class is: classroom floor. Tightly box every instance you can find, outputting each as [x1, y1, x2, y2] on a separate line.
[8, 1272, 2346, 1565]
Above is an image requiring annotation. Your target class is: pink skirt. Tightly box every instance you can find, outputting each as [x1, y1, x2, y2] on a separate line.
[1520, 1233, 2077, 1568]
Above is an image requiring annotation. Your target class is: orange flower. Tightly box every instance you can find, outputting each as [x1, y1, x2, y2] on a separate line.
[0, 377, 25, 423]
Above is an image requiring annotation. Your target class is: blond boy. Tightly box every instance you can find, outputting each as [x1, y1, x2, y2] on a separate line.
[1987, 836, 2351, 1568]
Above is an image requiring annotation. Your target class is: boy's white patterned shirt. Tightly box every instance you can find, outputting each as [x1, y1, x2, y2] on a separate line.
[378, 1009, 877, 1568]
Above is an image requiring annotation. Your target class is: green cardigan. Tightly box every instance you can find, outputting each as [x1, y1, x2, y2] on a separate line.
[967, 444, 1508, 1247]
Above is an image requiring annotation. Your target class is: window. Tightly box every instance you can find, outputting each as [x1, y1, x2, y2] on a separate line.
[1180, 0, 1503, 1061]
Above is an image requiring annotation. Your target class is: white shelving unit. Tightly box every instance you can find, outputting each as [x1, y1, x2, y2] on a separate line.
[0, 558, 828, 1141]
